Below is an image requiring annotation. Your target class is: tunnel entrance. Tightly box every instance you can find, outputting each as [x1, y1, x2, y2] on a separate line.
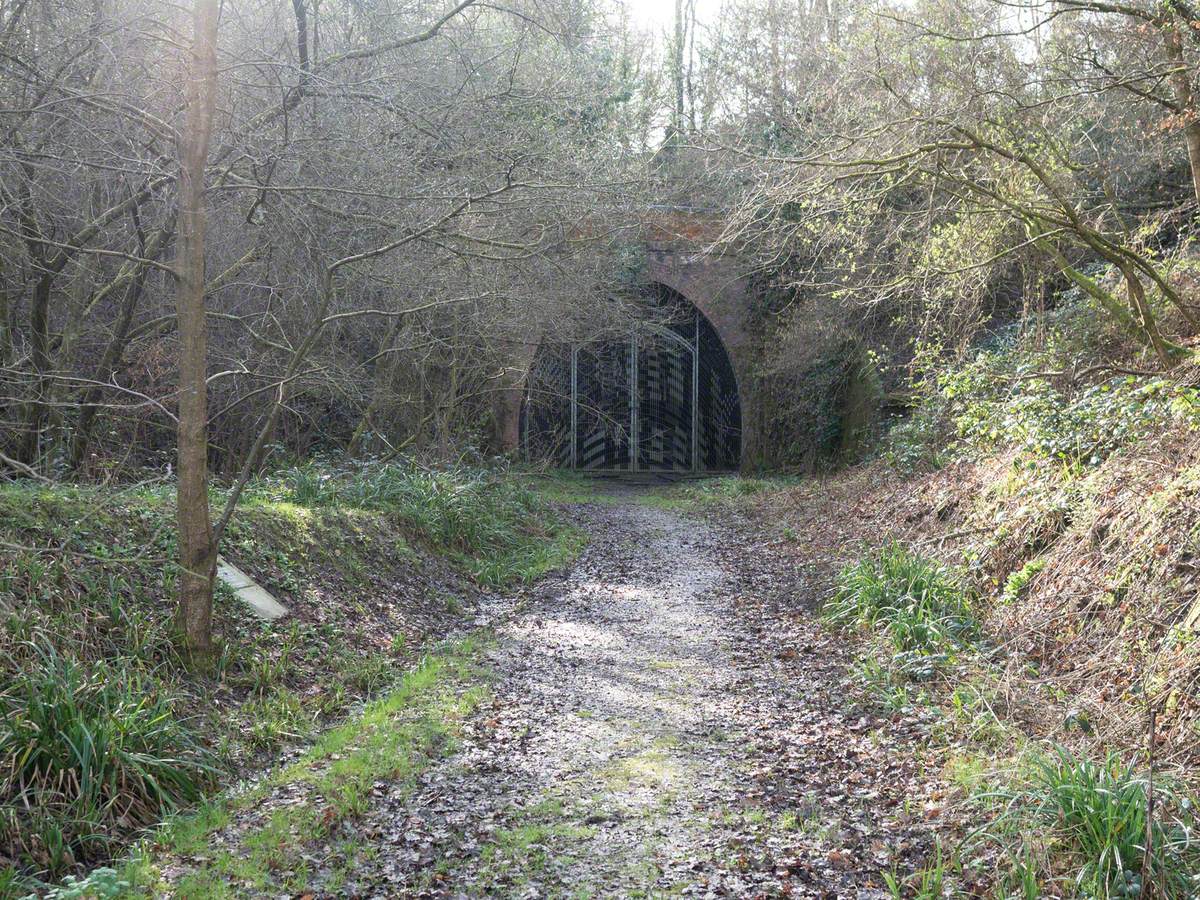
[522, 286, 741, 472]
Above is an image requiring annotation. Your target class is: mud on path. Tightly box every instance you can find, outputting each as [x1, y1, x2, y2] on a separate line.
[345, 495, 951, 898]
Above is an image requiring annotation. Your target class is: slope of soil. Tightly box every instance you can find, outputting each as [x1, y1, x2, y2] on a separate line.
[0, 466, 579, 893]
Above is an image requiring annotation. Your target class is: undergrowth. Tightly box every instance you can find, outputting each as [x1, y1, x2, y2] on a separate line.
[0, 461, 575, 893]
[117, 634, 492, 898]
[883, 296, 1200, 473]
[824, 543, 978, 679]
[951, 746, 1200, 899]
[270, 461, 580, 587]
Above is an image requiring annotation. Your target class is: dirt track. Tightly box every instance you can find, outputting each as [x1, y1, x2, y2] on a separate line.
[338, 496, 948, 898]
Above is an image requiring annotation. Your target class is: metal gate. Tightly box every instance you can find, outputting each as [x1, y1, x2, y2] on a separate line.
[523, 309, 741, 473]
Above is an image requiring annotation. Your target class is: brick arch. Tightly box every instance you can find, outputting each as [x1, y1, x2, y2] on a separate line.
[491, 246, 762, 471]
[643, 250, 759, 469]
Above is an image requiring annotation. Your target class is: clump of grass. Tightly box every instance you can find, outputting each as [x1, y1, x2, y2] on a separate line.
[1001, 746, 1199, 898]
[673, 475, 794, 507]
[0, 640, 215, 877]
[823, 543, 977, 677]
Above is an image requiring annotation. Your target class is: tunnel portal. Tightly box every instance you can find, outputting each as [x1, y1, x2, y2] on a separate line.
[522, 285, 741, 473]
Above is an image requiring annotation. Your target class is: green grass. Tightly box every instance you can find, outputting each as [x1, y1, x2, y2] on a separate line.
[526, 470, 797, 513]
[0, 461, 578, 892]
[884, 842, 953, 899]
[262, 461, 580, 587]
[672, 475, 795, 505]
[1001, 746, 1200, 898]
[0, 641, 215, 880]
[471, 794, 596, 892]
[116, 635, 492, 898]
[822, 543, 978, 678]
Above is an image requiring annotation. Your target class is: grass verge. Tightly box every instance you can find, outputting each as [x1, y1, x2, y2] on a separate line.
[1, 461, 579, 893]
[827, 545, 1200, 896]
[111, 634, 492, 899]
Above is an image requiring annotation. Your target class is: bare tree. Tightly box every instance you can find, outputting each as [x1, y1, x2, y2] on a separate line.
[173, 0, 220, 658]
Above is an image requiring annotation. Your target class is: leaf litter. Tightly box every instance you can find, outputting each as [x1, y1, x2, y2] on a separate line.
[148, 489, 955, 898]
[322, 494, 952, 897]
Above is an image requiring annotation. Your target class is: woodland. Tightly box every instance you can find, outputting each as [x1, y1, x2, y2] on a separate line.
[6, 0, 1200, 896]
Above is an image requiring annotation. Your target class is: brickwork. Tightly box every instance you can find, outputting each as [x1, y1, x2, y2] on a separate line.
[494, 223, 761, 471]
[643, 248, 758, 470]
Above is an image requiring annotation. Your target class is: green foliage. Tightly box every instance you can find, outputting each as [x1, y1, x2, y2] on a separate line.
[1001, 557, 1047, 605]
[883, 842, 952, 899]
[1003, 746, 1200, 898]
[945, 368, 1200, 466]
[122, 636, 491, 898]
[883, 295, 1200, 471]
[823, 544, 977, 678]
[0, 462, 576, 886]
[881, 402, 951, 474]
[34, 867, 128, 899]
[261, 460, 577, 587]
[674, 475, 794, 506]
[0, 641, 214, 876]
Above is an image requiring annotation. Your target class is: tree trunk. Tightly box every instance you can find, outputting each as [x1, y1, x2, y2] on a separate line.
[18, 273, 51, 464]
[1163, 25, 1200, 208]
[71, 264, 152, 469]
[673, 0, 685, 134]
[174, 0, 220, 660]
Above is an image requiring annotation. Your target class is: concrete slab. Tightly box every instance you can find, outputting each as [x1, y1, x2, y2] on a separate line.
[216, 557, 289, 621]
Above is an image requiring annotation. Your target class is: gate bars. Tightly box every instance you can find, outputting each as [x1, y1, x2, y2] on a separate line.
[522, 309, 740, 473]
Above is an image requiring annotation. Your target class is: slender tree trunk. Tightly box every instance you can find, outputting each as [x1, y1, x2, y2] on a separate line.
[1163, 25, 1200, 208]
[19, 273, 51, 463]
[174, 0, 220, 659]
[72, 264, 152, 469]
[348, 317, 404, 455]
[673, 0, 685, 135]
[0, 282, 11, 366]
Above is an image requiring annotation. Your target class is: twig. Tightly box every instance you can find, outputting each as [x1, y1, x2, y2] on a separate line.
[0, 449, 50, 483]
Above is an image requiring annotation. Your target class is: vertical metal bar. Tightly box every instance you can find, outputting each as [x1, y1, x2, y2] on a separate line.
[630, 329, 639, 473]
[692, 312, 700, 473]
[570, 344, 578, 470]
[522, 382, 530, 463]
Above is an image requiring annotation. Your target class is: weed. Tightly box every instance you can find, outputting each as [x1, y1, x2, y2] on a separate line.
[39, 867, 129, 899]
[1001, 557, 1047, 606]
[994, 842, 1042, 900]
[240, 689, 312, 753]
[336, 652, 396, 696]
[851, 654, 922, 710]
[884, 842, 953, 899]
[823, 543, 977, 677]
[0, 641, 214, 875]
[1001, 745, 1200, 897]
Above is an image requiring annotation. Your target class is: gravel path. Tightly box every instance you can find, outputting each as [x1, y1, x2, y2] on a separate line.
[344, 496, 948, 898]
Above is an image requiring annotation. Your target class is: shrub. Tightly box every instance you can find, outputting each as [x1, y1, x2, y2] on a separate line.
[823, 544, 977, 676]
[881, 295, 1200, 471]
[0, 641, 215, 874]
[1007, 746, 1199, 898]
[948, 371, 1200, 466]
